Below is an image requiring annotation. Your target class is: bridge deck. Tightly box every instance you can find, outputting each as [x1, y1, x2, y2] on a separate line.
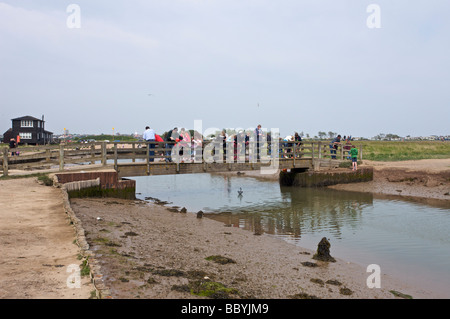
[2, 141, 353, 178]
[115, 158, 335, 178]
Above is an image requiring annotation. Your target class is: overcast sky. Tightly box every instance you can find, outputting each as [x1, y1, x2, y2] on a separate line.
[1, 0, 449, 138]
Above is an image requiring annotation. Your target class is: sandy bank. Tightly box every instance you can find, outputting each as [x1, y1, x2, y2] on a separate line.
[328, 159, 450, 203]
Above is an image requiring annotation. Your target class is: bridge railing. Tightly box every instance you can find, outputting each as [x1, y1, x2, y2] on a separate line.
[1, 140, 362, 176]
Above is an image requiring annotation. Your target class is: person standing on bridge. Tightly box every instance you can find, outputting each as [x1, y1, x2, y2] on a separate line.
[143, 126, 156, 162]
[220, 129, 227, 162]
[294, 132, 302, 158]
[165, 127, 178, 162]
[255, 124, 262, 160]
[329, 135, 341, 159]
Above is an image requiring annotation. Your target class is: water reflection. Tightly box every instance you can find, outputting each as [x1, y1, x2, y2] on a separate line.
[206, 187, 372, 241]
[134, 173, 450, 296]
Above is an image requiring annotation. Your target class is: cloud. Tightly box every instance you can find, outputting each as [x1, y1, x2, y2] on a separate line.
[0, 3, 158, 67]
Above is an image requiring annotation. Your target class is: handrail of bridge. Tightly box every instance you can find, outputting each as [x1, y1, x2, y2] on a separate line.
[1, 140, 362, 176]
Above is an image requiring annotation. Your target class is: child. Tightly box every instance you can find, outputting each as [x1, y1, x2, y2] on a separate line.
[350, 145, 358, 171]
[9, 138, 16, 156]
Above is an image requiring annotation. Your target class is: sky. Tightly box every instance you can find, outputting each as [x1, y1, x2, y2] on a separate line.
[0, 0, 449, 138]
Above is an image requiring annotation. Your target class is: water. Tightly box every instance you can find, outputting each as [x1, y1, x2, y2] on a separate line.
[133, 173, 450, 297]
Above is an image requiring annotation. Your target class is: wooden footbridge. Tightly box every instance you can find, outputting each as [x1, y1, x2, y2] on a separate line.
[1, 140, 362, 178]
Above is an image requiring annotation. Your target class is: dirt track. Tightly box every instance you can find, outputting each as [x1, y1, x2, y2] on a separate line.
[0, 178, 94, 298]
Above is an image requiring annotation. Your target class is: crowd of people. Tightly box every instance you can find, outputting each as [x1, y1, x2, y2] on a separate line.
[142, 125, 358, 168]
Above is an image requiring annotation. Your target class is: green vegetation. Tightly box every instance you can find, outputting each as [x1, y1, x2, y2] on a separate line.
[80, 258, 91, 277]
[390, 290, 413, 299]
[0, 172, 51, 181]
[37, 174, 53, 186]
[357, 140, 450, 162]
[73, 134, 138, 142]
[339, 161, 361, 168]
[289, 292, 320, 299]
[67, 185, 136, 200]
[189, 280, 239, 298]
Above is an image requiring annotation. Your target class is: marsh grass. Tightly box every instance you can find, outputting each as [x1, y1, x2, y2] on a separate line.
[358, 141, 450, 162]
[37, 174, 53, 186]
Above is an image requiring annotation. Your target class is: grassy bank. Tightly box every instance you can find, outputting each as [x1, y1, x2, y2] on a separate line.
[0, 172, 53, 185]
[356, 140, 450, 161]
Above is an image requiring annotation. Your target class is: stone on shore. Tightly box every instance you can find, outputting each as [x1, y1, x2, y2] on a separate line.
[312, 237, 336, 262]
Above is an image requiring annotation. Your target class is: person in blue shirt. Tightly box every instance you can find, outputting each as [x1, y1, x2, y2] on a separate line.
[143, 126, 156, 162]
[329, 135, 341, 159]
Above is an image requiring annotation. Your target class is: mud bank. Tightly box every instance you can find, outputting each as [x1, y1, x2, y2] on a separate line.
[69, 197, 444, 299]
[328, 159, 450, 203]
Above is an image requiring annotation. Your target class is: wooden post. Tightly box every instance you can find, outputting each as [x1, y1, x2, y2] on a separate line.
[340, 144, 344, 160]
[45, 148, 51, 162]
[360, 144, 363, 161]
[146, 142, 150, 175]
[293, 141, 296, 167]
[318, 142, 322, 159]
[2, 148, 8, 177]
[311, 142, 315, 159]
[114, 143, 118, 171]
[132, 143, 136, 163]
[101, 141, 107, 166]
[90, 144, 95, 164]
[59, 144, 64, 171]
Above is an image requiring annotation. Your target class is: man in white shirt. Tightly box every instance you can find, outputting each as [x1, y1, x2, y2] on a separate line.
[255, 124, 262, 160]
[143, 126, 156, 162]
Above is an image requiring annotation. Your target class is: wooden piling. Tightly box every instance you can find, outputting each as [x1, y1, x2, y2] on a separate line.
[114, 143, 118, 171]
[2, 148, 8, 176]
[101, 142, 107, 166]
[59, 144, 64, 171]
[90, 144, 95, 164]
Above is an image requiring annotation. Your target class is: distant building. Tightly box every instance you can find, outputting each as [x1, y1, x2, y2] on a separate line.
[2, 115, 53, 145]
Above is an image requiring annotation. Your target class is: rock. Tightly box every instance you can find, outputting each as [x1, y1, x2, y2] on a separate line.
[180, 207, 187, 213]
[205, 255, 236, 264]
[339, 287, 353, 295]
[197, 211, 204, 218]
[301, 261, 317, 267]
[312, 237, 336, 262]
